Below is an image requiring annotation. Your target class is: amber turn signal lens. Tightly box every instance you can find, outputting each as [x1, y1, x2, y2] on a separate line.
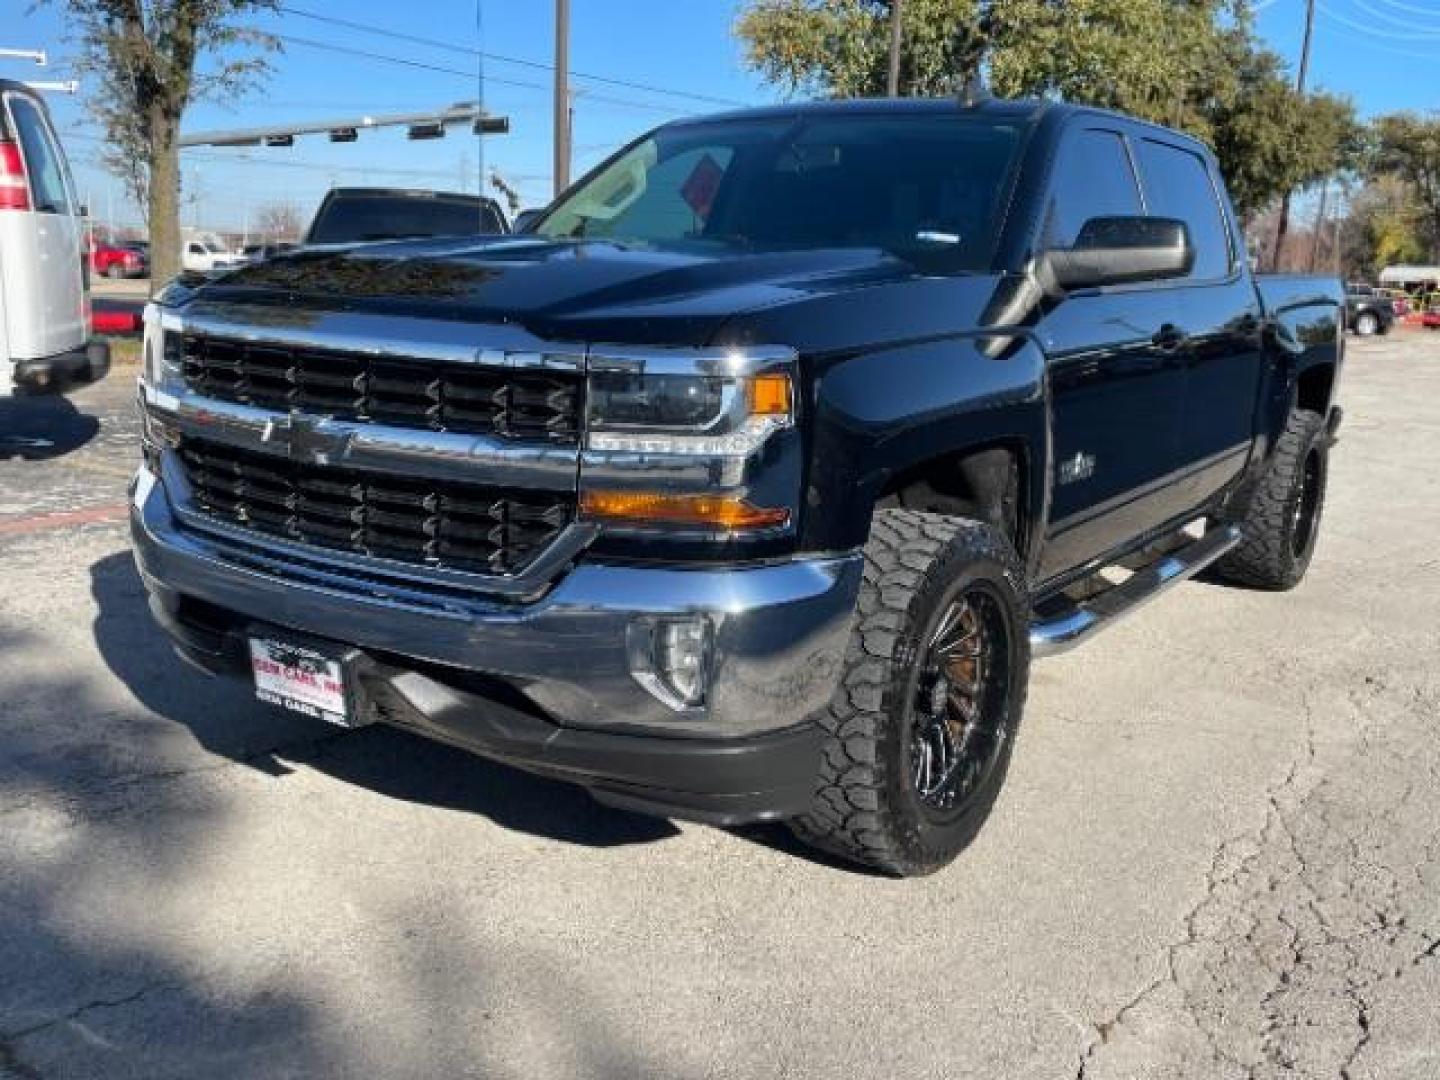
[747, 373, 792, 417]
[580, 490, 790, 529]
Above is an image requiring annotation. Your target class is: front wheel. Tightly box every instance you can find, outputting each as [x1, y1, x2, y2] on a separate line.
[1353, 311, 1379, 336]
[789, 510, 1030, 876]
[105, 263, 125, 280]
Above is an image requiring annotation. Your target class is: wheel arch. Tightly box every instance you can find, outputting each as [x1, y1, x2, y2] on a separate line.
[876, 441, 1036, 563]
[1296, 361, 1336, 417]
[803, 332, 1050, 561]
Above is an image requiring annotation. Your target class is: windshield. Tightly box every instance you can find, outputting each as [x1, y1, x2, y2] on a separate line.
[309, 194, 506, 244]
[536, 113, 1024, 271]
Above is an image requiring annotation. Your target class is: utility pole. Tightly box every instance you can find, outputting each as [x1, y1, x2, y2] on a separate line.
[1273, 0, 1316, 269]
[553, 0, 571, 197]
[1309, 182, 1329, 272]
[1331, 187, 1345, 274]
[887, 0, 904, 96]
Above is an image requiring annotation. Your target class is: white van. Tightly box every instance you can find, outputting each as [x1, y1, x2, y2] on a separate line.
[0, 79, 108, 397]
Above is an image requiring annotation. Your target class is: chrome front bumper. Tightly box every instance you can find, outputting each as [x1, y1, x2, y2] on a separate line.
[130, 463, 863, 741]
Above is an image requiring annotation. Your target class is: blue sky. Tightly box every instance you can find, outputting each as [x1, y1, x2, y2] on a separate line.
[9, 0, 1438, 234]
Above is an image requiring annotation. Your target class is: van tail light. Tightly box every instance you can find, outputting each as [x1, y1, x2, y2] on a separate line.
[0, 141, 31, 211]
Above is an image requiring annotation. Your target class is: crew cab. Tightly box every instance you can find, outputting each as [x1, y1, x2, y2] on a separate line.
[131, 99, 1343, 875]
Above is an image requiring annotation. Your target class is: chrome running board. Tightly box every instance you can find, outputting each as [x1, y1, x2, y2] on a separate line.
[1030, 525, 1242, 658]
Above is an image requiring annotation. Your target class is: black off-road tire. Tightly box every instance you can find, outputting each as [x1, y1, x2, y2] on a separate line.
[788, 510, 1030, 877]
[1213, 407, 1329, 591]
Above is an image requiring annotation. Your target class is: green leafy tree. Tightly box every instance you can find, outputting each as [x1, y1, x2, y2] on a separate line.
[735, 0, 1357, 220]
[1339, 175, 1425, 280]
[1373, 113, 1440, 262]
[47, 0, 279, 285]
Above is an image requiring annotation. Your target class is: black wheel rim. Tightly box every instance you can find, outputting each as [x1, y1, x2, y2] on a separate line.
[1291, 447, 1323, 558]
[909, 586, 1011, 816]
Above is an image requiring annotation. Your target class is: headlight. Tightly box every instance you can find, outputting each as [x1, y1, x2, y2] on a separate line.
[141, 303, 184, 398]
[585, 346, 794, 457]
[580, 345, 799, 533]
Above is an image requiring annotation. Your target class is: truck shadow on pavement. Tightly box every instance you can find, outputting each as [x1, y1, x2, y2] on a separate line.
[1, 606, 703, 1078]
[0, 393, 101, 461]
[88, 552, 680, 851]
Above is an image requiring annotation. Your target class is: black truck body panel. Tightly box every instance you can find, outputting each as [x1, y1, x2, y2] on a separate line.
[135, 98, 1345, 823]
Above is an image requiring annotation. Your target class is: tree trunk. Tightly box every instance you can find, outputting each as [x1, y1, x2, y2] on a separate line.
[146, 107, 181, 290]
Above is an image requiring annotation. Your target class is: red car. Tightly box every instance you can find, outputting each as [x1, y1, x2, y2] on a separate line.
[89, 240, 147, 279]
[1423, 308, 1440, 330]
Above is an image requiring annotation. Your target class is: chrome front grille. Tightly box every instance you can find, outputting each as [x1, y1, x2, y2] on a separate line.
[178, 437, 574, 575]
[180, 334, 584, 443]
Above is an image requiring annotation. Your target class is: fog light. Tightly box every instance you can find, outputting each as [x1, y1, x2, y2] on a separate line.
[627, 617, 714, 712]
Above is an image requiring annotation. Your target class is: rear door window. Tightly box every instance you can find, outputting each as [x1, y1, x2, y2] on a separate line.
[1132, 138, 1232, 280]
[1040, 129, 1142, 250]
[309, 195, 502, 244]
[7, 95, 72, 215]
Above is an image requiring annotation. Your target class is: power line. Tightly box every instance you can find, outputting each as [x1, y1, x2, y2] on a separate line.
[1317, 0, 1440, 39]
[274, 32, 690, 116]
[278, 4, 750, 110]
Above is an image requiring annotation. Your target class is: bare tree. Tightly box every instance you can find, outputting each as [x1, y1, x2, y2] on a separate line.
[255, 200, 303, 242]
[47, 0, 279, 286]
[489, 170, 522, 216]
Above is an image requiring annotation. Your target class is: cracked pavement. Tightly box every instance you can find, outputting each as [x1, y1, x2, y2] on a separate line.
[1, 335, 1438, 1078]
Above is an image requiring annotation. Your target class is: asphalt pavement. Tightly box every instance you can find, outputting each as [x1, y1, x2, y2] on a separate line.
[1, 334, 1437, 1079]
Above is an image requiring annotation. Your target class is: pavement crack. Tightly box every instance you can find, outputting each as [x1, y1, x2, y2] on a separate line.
[0, 727, 358, 820]
[0, 981, 170, 1076]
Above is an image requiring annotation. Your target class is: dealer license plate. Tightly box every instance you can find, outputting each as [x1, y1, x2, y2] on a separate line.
[249, 636, 353, 727]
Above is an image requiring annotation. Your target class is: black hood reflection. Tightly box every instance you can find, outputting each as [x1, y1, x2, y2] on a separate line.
[220, 250, 503, 299]
[189, 235, 1038, 351]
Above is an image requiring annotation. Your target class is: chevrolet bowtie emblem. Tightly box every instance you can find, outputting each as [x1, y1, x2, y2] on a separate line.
[261, 414, 355, 466]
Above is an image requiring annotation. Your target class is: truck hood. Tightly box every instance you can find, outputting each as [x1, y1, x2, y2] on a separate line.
[187, 236, 1017, 351]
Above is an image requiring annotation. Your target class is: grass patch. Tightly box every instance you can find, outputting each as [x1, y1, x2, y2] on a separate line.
[104, 336, 143, 367]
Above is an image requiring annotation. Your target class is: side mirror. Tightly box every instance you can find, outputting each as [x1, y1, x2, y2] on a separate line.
[513, 208, 543, 233]
[1040, 216, 1194, 295]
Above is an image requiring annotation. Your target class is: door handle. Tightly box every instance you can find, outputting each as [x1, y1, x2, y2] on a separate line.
[1151, 324, 1190, 353]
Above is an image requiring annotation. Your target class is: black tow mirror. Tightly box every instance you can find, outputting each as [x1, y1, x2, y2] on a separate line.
[1040, 216, 1194, 295]
[512, 208, 543, 233]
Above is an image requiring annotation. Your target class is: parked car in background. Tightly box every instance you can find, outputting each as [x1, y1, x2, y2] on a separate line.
[240, 241, 296, 263]
[182, 237, 242, 274]
[1345, 283, 1395, 336]
[0, 79, 108, 395]
[90, 238, 147, 278]
[304, 187, 509, 245]
[1376, 287, 1410, 317]
[1422, 300, 1440, 330]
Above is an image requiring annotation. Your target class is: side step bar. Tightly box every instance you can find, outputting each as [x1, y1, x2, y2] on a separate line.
[1030, 525, 1242, 658]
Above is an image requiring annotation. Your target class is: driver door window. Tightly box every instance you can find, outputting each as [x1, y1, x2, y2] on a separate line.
[1041, 129, 1141, 251]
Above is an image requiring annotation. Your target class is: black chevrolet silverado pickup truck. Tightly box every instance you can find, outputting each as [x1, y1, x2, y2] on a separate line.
[132, 98, 1343, 875]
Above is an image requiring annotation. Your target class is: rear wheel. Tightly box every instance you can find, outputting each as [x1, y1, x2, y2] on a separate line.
[1353, 310, 1379, 336]
[789, 510, 1030, 877]
[1213, 407, 1328, 591]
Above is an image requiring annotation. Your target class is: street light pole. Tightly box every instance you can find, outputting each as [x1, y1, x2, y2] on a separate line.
[887, 0, 904, 96]
[1273, 0, 1316, 269]
[553, 0, 571, 197]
